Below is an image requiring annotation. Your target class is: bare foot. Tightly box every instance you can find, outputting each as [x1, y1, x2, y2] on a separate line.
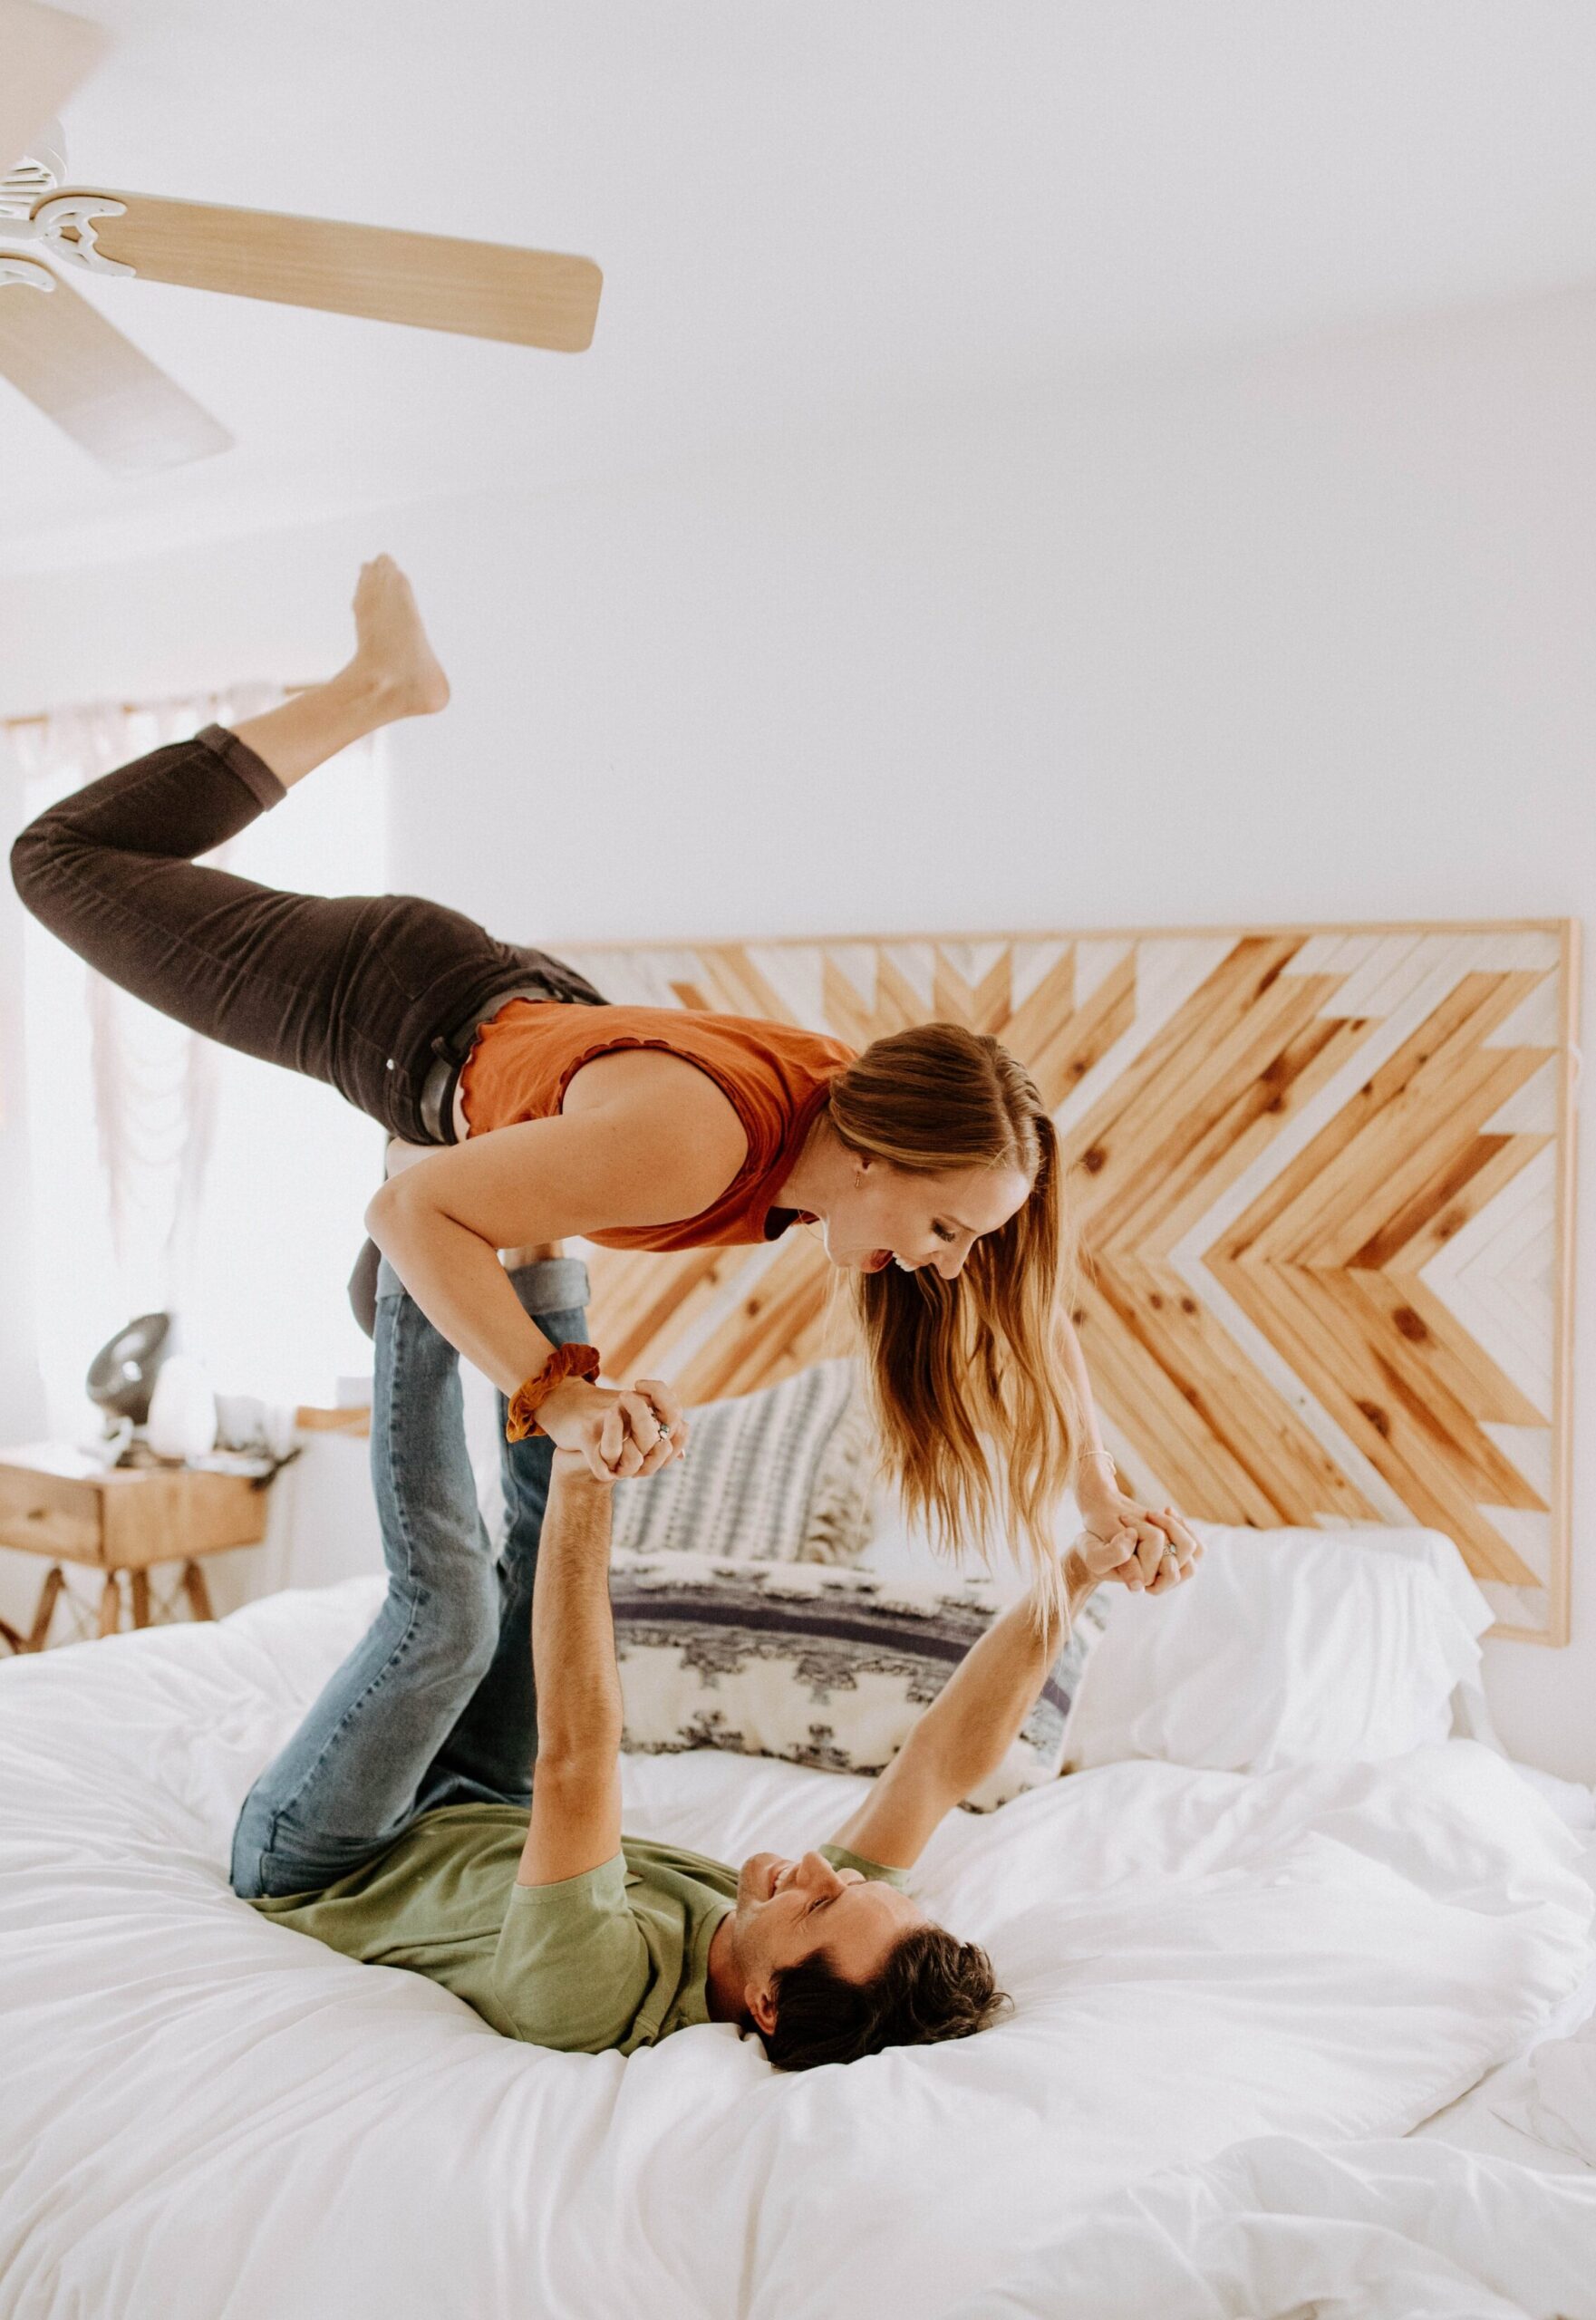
[346, 555, 450, 717]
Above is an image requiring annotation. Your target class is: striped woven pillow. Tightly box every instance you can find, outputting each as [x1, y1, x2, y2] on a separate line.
[611, 1552, 1106, 1811]
[608, 1358, 875, 1565]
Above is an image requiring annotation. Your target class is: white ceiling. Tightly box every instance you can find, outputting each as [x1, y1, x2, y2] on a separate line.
[5, 0, 1596, 575]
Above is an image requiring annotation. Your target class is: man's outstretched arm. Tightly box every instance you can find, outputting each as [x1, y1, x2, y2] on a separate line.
[826, 1542, 1116, 1873]
[516, 1451, 624, 1888]
[830, 1509, 1205, 1873]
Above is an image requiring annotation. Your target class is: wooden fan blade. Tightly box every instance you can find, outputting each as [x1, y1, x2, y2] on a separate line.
[48, 188, 603, 351]
[0, 0, 108, 171]
[0, 258, 232, 470]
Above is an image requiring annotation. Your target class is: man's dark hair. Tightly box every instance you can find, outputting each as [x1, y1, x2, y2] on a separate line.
[764, 1927, 1008, 2073]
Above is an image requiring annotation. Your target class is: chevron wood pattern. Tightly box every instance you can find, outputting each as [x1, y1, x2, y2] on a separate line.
[559, 924, 1578, 1644]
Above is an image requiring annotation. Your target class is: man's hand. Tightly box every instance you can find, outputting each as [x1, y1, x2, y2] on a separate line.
[547, 1445, 615, 1487]
[1076, 1455, 1201, 1590]
[1070, 1518, 1203, 1598]
[538, 1374, 688, 1482]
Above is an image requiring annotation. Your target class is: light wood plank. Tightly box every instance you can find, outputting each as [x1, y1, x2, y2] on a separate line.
[1148, 1014, 1372, 1258]
[1224, 972, 1548, 1265]
[100, 1467, 269, 1568]
[1359, 1271, 1546, 1433]
[687, 947, 804, 1028]
[1107, 1256, 1376, 1523]
[1078, 974, 1350, 1251]
[180, 1560, 214, 1623]
[933, 948, 1013, 1035]
[1214, 1261, 1540, 1584]
[1017, 955, 1136, 1115]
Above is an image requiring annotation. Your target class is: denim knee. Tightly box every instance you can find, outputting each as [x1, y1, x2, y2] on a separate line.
[403, 1564, 500, 1690]
[504, 1256, 591, 1321]
[229, 1794, 379, 1902]
[229, 1785, 280, 1900]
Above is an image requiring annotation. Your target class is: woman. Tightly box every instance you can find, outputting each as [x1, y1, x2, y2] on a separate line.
[11, 557, 1194, 1606]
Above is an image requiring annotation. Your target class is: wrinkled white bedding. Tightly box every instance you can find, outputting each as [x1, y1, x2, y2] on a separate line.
[2, 1577, 1591, 2320]
[950, 2133, 1596, 2320]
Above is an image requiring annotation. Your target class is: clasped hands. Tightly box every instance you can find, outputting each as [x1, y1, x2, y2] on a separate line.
[1072, 1459, 1203, 1598]
[539, 1386, 1207, 1608]
[539, 1373, 689, 1481]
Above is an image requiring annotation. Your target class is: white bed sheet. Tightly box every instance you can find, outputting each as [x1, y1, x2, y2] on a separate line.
[949, 2133, 1596, 2319]
[2, 1577, 1591, 2320]
[960, 1824, 1596, 2320]
[1414, 1811, 1596, 2168]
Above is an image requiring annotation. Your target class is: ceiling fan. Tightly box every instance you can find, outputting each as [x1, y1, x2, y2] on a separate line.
[0, 0, 603, 476]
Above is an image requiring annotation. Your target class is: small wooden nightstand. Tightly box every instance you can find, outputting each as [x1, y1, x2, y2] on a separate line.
[0, 1443, 273, 1653]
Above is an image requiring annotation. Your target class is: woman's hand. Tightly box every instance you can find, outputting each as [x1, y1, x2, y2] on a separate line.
[1077, 1456, 1201, 1592]
[537, 1375, 688, 1483]
[1072, 1520, 1203, 1596]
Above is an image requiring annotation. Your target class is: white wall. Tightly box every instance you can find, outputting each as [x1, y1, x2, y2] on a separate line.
[1, 285, 1590, 1771]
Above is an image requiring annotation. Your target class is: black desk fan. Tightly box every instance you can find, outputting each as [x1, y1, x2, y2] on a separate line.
[86, 1311, 170, 1455]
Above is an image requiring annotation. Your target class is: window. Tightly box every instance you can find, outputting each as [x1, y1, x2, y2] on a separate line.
[14, 693, 389, 1437]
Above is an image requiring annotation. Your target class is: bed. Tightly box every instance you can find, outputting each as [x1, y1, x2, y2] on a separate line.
[3, 1554, 1592, 2320]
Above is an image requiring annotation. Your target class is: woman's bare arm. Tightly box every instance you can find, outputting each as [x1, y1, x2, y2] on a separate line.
[1060, 1307, 1202, 1573]
[365, 1052, 746, 1427]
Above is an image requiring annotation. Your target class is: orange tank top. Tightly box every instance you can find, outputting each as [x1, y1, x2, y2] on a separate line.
[456, 1000, 856, 1251]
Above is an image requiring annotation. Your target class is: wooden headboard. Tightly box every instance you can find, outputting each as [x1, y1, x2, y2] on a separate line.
[559, 922, 1578, 1645]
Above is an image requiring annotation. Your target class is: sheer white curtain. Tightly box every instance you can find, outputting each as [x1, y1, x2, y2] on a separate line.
[14, 695, 390, 1437]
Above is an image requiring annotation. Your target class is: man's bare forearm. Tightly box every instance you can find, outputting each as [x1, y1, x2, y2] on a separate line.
[530, 1457, 622, 1770]
[916, 1551, 1098, 1803]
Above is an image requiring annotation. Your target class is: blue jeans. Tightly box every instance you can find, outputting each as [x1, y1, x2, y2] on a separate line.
[229, 1254, 590, 1900]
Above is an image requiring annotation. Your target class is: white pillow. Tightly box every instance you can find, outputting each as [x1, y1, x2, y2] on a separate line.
[858, 1482, 1088, 1603]
[1067, 1523, 1492, 1774]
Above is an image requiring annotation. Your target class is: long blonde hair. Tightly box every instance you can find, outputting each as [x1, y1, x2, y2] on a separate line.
[827, 1022, 1081, 1614]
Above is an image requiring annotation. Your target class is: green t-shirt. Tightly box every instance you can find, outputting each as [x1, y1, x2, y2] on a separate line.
[250, 1803, 907, 2054]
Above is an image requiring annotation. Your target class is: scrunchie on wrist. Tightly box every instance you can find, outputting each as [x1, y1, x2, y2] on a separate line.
[505, 1342, 603, 1443]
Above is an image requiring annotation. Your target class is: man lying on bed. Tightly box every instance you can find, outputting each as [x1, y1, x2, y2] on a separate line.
[235, 1256, 1199, 2072]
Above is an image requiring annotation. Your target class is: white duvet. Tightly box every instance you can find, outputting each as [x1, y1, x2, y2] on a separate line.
[1, 1577, 1591, 2320]
[953, 2134, 1596, 2319]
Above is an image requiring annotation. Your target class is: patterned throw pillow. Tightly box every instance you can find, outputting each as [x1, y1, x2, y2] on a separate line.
[608, 1358, 875, 1566]
[611, 1552, 1107, 1811]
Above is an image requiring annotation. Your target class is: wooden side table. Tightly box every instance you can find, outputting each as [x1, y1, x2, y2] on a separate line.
[0, 1443, 273, 1654]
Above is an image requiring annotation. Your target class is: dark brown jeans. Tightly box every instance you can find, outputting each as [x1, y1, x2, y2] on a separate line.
[9, 723, 604, 1148]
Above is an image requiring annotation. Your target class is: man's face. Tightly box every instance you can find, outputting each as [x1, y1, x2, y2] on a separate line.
[730, 1850, 927, 2021]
